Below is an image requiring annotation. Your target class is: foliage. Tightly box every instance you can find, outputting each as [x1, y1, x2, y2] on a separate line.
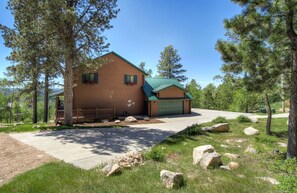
[274, 158, 297, 193]
[186, 79, 202, 108]
[201, 83, 216, 109]
[139, 62, 153, 77]
[157, 45, 187, 82]
[145, 148, 165, 162]
[212, 116, 228, 124]
[236, 115, 252, 123]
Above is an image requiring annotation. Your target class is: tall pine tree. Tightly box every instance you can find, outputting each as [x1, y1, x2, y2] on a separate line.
[157, 45, 187, 82]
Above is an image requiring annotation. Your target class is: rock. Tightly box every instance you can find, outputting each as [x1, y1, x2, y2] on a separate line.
[115, 120, 121, 124]
[237, 174, 245, 178]
[204, 123, 230, 132]
[143, 116, 150, 121]
[220, 144, 229, 148]
[124, 116, 137, 123]
[223, 153, 240, 159]
[245, 145, 257, 154]
[256, 177, 280, 185]
[250, 117, 258, 123]
[101, 119, 109, 123]
[101, 164, 113, 174]
[273, 149, 280, 155]
[106, 164, 121, 177]
[277, 142, 287, 147]
[193, 145, 215, 164]
[199, 152, 223, 169]
[220, 165, 231, 171]
[228, 162, 240, 170]
[160, 170, 184, 189]
[117, 151, 144, 168]
[244, 126, 260, 136]
[32, 125, 40, 128]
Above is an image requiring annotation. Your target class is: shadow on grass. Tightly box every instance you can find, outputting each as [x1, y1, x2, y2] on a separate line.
[272, 130, 288, 139]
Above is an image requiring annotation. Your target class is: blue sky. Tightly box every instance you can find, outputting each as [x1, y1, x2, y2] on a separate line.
[0, 0, 241, 88]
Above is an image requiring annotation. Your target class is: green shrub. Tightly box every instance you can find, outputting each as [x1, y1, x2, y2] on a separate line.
[273, 158, 297, 193]
[182, 124, 202, 136]
[212, 116, 228, 124]
[145, 148, 165, 162]
[236, 115, 252, 123]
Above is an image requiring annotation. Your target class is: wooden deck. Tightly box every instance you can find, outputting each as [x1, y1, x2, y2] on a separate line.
[56, 107, 116, 124]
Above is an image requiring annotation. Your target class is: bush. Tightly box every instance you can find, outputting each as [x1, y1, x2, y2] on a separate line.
[212, 116, 228, 124]
[182, 124, 202, 136]
[274, 158, 297, 193]
[236, 115, 252, 123]
[145, 148, 165, 162]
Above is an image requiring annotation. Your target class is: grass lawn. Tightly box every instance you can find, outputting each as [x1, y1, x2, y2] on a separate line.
[0, 118, 289, 193]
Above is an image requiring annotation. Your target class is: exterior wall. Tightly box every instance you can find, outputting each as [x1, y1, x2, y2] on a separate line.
[149, 101, 158, 116]
[158, 86, 185, 98]
[73, 53, 145, 116]
[183, 100, 191, 114]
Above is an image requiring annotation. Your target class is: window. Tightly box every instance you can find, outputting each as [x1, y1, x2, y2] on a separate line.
[82, 73, 98, 84]
[124, 75, 137, 85]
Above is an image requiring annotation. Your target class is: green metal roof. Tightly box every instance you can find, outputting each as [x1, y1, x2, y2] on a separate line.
[143, 77, 193, 101]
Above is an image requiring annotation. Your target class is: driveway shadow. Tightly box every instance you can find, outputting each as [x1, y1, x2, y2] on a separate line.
[36, 127, 175, 156]
[155, 112, 201, 119]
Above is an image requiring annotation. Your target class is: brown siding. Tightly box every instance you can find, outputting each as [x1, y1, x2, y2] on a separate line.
[183, 100, 191, 114]
[73, 53, 145, 116]
[158, 86, 185, 98]
[150, 101, 158, 116]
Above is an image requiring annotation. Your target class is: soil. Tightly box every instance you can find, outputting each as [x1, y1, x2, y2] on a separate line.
[0, 134, 55, 186]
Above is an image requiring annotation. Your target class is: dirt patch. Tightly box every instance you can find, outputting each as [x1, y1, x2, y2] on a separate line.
[0, 133, 55, 186]
[73, 118, 164, 127]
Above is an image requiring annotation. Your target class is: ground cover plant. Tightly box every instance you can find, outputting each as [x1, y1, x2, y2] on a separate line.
[0, 118, 290, 193]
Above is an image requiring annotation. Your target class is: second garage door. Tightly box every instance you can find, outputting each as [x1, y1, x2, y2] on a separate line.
[157, 101, 183, 116]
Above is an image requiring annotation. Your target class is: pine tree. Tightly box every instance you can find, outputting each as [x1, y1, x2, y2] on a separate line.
[186, 79, 202, 108]
[139, 62, 153, 77]
[157, 45, 187, 82]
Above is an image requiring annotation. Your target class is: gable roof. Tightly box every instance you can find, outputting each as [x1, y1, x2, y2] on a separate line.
[100, 51, 148, 75]
[143, 77, 192, 100]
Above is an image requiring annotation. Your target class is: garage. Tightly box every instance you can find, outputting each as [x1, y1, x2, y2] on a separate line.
[157, 101, 183, 116]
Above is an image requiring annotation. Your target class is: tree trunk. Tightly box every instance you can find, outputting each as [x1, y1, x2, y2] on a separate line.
[43, 72, 49, 123]
[264, 94, 272, 135]
[281, 74, 286, 113]
[32, 73, 38, 123]
[286, 0, 297, 158]
[63, 56, 73, 126]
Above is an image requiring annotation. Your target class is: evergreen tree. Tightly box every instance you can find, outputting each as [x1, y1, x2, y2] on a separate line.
[201, 84, 216, 109]
[157, 45, 187, 82]
[186, 79, 202, 108]
[139, 62, 153, 77]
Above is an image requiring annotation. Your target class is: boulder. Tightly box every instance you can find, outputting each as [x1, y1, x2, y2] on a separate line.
[256, 177, 280, 185]
[199, 152, 223, 169]
[32, 125, 40, 128]
[193, 145, 215, 165]
[106, 164, 121, 177]
[277, 142, 287, 147]
[125, 116, 137, 123]
[220, 165, 231, 171]
[228, 162, 240, 170]
[244, 127, 260, 136]
[244, 145, 257, 154]
[101, 164, 113, 174]
[206, 123, 230, 132]
[101, 119, 109, 123]
[250, 117, 258, 123]
[220, 144, 229, 148]
[115, 120, 121, 124]
[143, 116, 150, 121]
[160, 170, 184, 189]
[223, 153, 240, 159]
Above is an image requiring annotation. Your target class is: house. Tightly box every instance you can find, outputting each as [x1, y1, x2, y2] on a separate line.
[54, 51, 192, 123]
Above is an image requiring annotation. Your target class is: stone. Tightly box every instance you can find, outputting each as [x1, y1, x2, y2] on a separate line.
[223, 153, 240, 159]
[101, 164, 113, 174]
[160, 170, 184, 189]
[193, 145, 215, 165]
[143, 116, 150, 121]
[101, 119, 109, 123]
[220, 144, 229, 148]
[124, 116, 137, 123]
[237, 174, 245, 178]
[256, 177, 280, 185]
[250, 117, 258, 123]
[106, 164, 121, 177]
[208, 123, 230, 132]
[244, 126, 260, 136]
[199, 152, 223, 169]
[115, 120, 121, 124]
[277, 142, 287, 147]
[273, 149, 280, 155]
[220, 165, 231, 171]
[244, 145, 257, 154]
[32, 125, 40, 128]
[228, 162, 240, 170]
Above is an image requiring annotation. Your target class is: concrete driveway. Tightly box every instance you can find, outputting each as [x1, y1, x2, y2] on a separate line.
[10, 109, 257, 169]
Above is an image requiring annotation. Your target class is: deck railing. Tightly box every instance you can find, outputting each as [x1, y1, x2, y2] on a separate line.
[56, 107, 115, 123]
